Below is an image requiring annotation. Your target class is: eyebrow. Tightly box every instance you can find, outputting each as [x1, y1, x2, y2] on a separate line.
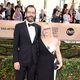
[43, 28, 51, 30]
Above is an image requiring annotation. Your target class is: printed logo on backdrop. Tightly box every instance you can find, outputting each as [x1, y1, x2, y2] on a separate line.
[0, 27, 14, 30]
[0, 20, 80, 40]
[66, 28, 75, 36]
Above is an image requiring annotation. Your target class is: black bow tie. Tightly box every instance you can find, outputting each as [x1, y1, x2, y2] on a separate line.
[28, 23, 34, 27]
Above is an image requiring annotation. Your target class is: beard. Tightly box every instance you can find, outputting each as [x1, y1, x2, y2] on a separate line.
[26, 16, 36, 22]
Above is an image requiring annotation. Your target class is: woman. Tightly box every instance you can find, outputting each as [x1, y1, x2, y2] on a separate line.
[63, 9, 71, 23]
[68, 9, 74, 23]
[12, 6, 23, 21]
[61, 4, 68, 23]
[51, 9, 61, 23]
[39, 9, 46, 22]
[37, 26, 63, 80]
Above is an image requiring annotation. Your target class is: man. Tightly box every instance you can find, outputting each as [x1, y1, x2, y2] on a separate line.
[13, 5, 41, 80]
[15, 1, 24, 20]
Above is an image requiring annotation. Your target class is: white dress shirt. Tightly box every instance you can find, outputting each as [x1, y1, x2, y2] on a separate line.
[26, 21, 36, 43]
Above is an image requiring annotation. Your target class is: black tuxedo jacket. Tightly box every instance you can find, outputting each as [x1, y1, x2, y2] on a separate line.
[13, 21, 41, 65]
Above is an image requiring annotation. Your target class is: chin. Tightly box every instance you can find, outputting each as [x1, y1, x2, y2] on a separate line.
[45, 34, 49, 36]
[27, 18, 34, 22]
[29, 19, 34, 22]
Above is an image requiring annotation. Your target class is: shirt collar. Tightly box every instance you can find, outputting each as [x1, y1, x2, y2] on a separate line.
[26, 20, 35, 28]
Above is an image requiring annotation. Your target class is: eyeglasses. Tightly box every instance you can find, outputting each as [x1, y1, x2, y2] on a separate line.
[27, 11, 36, 14]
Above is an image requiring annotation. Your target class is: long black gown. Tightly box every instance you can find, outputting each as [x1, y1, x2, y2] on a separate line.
[37, 40, 55, 80]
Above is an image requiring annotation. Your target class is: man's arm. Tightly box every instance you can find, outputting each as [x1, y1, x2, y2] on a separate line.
[13, 24, 21, 70]
[13, 24, 20, 63]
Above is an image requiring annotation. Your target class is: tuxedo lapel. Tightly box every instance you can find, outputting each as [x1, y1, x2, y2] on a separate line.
[23, 21, 32, 44]
[33, 24, 38, 44]
[23, 22, 38, 44]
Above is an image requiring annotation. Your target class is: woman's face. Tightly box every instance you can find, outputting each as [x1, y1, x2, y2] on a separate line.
[16, 8, 20, 13]
[55, 11, 60, 16]
[42, 27, 52, 36]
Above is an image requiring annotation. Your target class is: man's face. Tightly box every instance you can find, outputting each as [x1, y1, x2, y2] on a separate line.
[25, 7, 36, 22]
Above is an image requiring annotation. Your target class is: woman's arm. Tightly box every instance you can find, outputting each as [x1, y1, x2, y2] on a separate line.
[12, 12, 16, 20]
[55, 39, 63, 70]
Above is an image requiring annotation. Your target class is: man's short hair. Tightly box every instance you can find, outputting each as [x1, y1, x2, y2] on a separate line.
[25, 5, 36, 13]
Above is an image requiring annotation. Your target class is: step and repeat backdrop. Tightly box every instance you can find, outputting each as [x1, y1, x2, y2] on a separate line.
[0, 20, 80, 41]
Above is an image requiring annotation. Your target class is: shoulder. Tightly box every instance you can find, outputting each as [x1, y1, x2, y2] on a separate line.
[15, 21, 25, 29]
[53, 37, 61, 46]
[16, 21, 25, 26]
[34, 23, 41, 29]
[53, 37, 58, 41]
[34, 23, 41, 27]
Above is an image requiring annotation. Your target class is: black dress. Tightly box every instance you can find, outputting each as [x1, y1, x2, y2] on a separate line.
[37, 40, 55, 80]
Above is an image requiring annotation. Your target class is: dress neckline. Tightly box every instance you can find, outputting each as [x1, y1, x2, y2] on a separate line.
[41, 39, 56, 48]
[40, 39, 56, 53]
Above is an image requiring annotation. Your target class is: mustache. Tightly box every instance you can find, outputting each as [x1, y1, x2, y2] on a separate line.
[26, 16, 36, 22]
[28, 16, 34, 18]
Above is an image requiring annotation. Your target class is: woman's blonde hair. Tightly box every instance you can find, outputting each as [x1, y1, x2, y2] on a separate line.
[41, 25, 53, 38]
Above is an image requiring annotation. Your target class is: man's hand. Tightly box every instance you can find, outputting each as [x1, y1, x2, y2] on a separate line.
[14, 62, 20, 70]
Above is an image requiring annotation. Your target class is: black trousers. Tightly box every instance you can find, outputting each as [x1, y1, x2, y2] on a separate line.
[15, 63, 36, 80]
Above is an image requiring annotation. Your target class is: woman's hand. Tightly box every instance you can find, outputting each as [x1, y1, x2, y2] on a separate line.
[56, 62, 63, 70]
